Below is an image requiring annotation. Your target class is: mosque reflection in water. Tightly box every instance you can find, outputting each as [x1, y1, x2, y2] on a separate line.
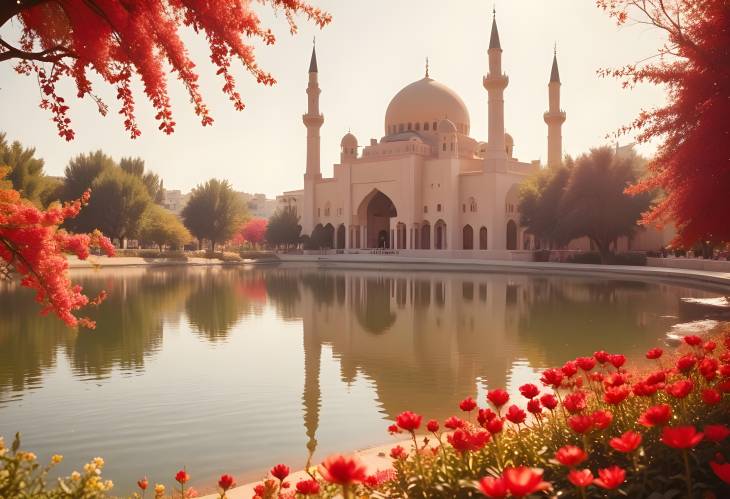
[0, 266, 710, 463]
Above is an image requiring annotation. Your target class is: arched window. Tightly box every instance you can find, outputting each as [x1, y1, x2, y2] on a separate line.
[479, 227, 488, 250]
[424, 122, 430, 131]
[433, 121, 437, 130]
[437, 204, 442, 212]
[469, 197, 478, 212]
[506, 220, 518, 250]
[463, 225, 474, 250]
[415, 122, 420, 131]
[407, 122, 412, 130]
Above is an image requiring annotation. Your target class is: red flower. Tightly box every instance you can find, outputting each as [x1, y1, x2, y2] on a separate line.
[710, 460, 730, 484]
[137, 478, 148, 490]
[609, 354, 626, 369]
[568, 469, 594, 488]
[459, 396, 477, 412]
[591, 410, 613, 430]
[593, 466, 625, 489]
[666, 379, 693, 399]
[318, 454, 367, 485]
[604, 385, 630, 405]
[444, 416, 465, 430]
[487, 389, 510, 407]
[684, 334, 702, 346]
[562, 360, 579, 378]
[295, 479, 321, 495]
[699, 357, 719, 380]
[253, 484, 265, 496]
[563, 391, 587, 414]
[505, 404, 526, 424]
[554, 445, 587, 467]
[646, 370, 666, 385]
[396, 411, 422, 432]
[218, 474, 235, 492]
[704, 424, 730, 443]
[576, 356, 596, 372]
[447, 428, 490, 453]
[478, 408, 496, 427]
[478, 476, 508, 498]
[594, 350, 610, 364]
[676, 354, 697, 373]
[702, 388, 722, 405]
[646, 347, 663, 359]
[502, 467, 551, 497]
[639, 404, 672, 427]
[540, 393, 558, 410]
[270, 464, 290, 481]
[568, 414, 593, 434]
[387, 424, 401, 435]
[609, 431, 642, 453]
[661, 425, 704, 449]
[486, 417, 504, 434]
[540, 368, 564, 388]
[526, 398, 542, 414]
[426, 419, 440, 433]
[390, 445, 407, 460]
[704, 340, 717, 352]
[175, 470, 189, 484]
[519, 383, 540, 399]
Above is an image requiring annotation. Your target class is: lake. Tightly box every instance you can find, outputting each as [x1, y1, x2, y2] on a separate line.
[0, 265, 720, 494]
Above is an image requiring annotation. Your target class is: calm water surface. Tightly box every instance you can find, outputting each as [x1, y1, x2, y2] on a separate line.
[0, 265, 720, 494]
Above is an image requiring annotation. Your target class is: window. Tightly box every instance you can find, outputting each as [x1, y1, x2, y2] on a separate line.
[415, 122, 420, 131]
[437, 204, 442, 212]
[462, 204, 466, 213]
[442, 143, 446, 151]
[317, 208, 321, 217]
[433, 121, 437, 130]
[407, 122, 412, 130]
[424, 205, 428, 213]
[424, 122, 430, 131]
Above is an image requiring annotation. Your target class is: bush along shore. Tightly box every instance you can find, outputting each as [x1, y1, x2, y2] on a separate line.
[2, 327, 730, 498]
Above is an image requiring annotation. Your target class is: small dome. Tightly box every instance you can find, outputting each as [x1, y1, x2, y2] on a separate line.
[341, 132, 357, 147]
[437, 118, 457, 133]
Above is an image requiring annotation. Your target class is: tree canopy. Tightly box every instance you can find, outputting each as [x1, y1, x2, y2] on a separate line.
[232, 218, 268, 248]
[181, 179, 244, 251]
[0, 132, 60, 206]
[0, 1, 330, 140]
[598, 0, 730, 247]
[518, 162, 572, 248]
[120, 157, 164, 204]
[138, 204, 191, 251]
[266, 207, 302, 249]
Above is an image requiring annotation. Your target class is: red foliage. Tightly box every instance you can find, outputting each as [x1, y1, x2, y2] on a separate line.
[1, 1, 330, 140]
[232, 217, 268, 247]
[318, 454, 367, 486]
[0, 170, 114, 327]
[598, 0, 730, 246]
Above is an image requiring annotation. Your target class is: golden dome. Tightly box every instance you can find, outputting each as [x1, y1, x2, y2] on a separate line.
[384, 77, 470, 136]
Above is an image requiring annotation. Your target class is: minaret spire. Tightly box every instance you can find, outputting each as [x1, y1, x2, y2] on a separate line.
[309, 37, 318, 73]
[425, 57, 429, 78]
[483, 6, 508, 160]
[489, 8, 501, 50]
[544, 47, 566, 167]
[302, 41, 324, 234]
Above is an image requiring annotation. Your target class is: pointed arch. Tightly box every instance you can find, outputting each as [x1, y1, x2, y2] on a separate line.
[506, 220, 518, 250]
[479, 226, 488, 250]
[462, 224, 474, 250]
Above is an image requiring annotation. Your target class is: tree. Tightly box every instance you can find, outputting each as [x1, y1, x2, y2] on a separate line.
[519, 162, 572, 248]
[61, 150, 115, 201]
[559, 147, 652, 263]
[266, 207, 302, 249]
[181, 179, 244, 252]
[232, 218, 268, 248]
[138, 204, 191, 252]
[120, 157, 164, 204]
[598, 0, 730, 247]
[0, 1, 330, 140]
[0, 132, 60, 206]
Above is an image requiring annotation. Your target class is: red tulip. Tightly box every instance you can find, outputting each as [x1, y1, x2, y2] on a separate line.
[661, 425, 704, 449]
[318, 454, 367, 485]
[639, 404, 672, 427]
[576, 356, 596, 372]
[568, 414, 593, 434]
[253, 484, 265, 496]
[609, 354, 626, 369]
[646, 370, 667, 385]
[487, 417, 505, 435]
[702, 388, 722, 405]
[594, 350, 610, 364]
[459, 396, 477, 412]
[396, 411, 422, 432]
[633, 381, 661, 397]
[704, 424, 730, 443]
[593, 466, 625, 489]
[554, 445, 587, 467]
[603, 371, 629, 388]
[646, 347, 663, 359]
[704, 340, 717, 352]
[218, 474, 235, 491]
[684, 334, 702, 346]
[604, 385, 630, 405]
[699, 357, 719, 380]
[487, 389, 510, 407]
[387, 424, 401, 435]
[137, 478, 148, 490]
[609, 431, 642, 453]
[711, 460, 730, 484]
[444, 416, 465, 430]
[540, 368, 564, 388]
[676, 354, 697, 373]
[591, 410, 613, 430]
[526, 398, 542, 414]
[539, 393, 558, 410]
[175, 470, 189, 484]
[270, 464, 290, 481]
[666, 379, 693, 399]
[478, 476, 508, 498]
[563, 391, 587, 414]
[295, 479, 321, 495]
[477, 408, 496, 427]
[426, 419, 440, 433]
[505, 404, 526, 425]
[447, 428, 490, 453]
[562, 360, 579, 378]
[389, 445, 407, 460]
[568, 468, 594, 488]
[502, 467, 551, 497]
[519, 383, 540, 399]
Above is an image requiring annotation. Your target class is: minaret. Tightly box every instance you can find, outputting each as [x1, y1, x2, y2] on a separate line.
[483, 9, 509, 160]
[544, 47, 566, 167]
[302, 42, 323, 234]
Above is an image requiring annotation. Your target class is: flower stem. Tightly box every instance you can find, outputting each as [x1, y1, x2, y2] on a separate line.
[682, 449, 693, 499]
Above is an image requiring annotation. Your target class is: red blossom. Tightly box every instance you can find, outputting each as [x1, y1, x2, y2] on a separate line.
[540, 368, 564, 388]
[459, 396, 477, 412]
[478, 476, 508, 498]
[702, 388, 722, 405]
[477, 408, 496, 427]
[704, 424, 730, 443]
[387, 424, 401, 435]
[593, 466, 625, 490]
[661, 425, 704, 449]
[567, 469, 594, 488]
[519, 383, 540, 399]
[639, 404, 672, 427]
[486, 417, 504, 435]
[563, 391, 588, 414]
[218, 474, 234, 492]
[526, 398, 542, 415]
[646, 347, 663, 360]
[487, 389, 510, 408]
[576, 356, 597, 371]
[609, 431, 642, 453]
[684, 335, 702, 346]
[676, 354, 697, 373]
[539, 393, 558, 410]
[426, 419, 440, 433]
[502, 467, 551, 497]
[594, 350, 610, 364]
[555, 446, 588, 467]
[666, 379, 693, 399]
[505, 404, 526, 425]
[389, 445, 407, 460]
[711, 460, 730, 484]
[562, 360, 579, 378]
[609, 354, 626, 369]
[295, 479, 320, 495]
[568, 414, 593, 434]
[604, 385, 630, 405]
[318, 454, 367, 486]
[270, 464, 289, 481]
[699, 357, 719, 380]
[447, 428, 491, 453]
[704, 340, 717, 352]
[137, 478, 148, 490]
[591, 410, 613, 430]
[444, 416, 465, 430]
[396, 411, 422, 432]
[175, 470, 189, 484]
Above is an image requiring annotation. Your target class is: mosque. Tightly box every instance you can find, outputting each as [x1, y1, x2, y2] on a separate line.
[277, 14, 565, 252]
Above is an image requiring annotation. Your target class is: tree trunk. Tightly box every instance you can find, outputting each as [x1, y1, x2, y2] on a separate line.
[592, 238, 612, 265]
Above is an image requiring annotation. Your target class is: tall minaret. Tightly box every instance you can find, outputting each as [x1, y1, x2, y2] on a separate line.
[302, 42, 323, 234]
[544, 47, 566, 167]
[483, 9, 509, 160]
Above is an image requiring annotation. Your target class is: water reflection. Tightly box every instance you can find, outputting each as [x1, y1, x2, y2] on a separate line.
[0, 265, 718, 492]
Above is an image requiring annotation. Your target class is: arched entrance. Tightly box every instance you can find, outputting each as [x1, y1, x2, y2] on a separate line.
[434, 219, 447, 249]
[323, 223, 335, 249]
[479, 226, 488, 250]
[462, 225, 473, 250]
[336, 224, 345, 249]
[357, 190, 397, 248]
[506, 220, 518, 250]
[421, 223, 431, 249]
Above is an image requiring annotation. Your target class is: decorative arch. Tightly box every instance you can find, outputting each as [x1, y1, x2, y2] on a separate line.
[434, 219, 447, 250]
[479, 226, 488, 250]
[336, 224, 346, 249]
[323, 223, 335, 249]
[506, 220, 518, 250]
[462, 225, 474, 250]
[421, 222, 431, 249]
[355, 189, 398, 249]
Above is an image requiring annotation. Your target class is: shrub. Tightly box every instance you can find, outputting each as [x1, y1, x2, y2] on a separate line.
[566, 252, 603, 264]
[612, 252, 647, 266]
[533, 249, 551, 262]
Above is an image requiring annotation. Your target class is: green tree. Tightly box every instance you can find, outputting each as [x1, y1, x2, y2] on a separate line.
[139, 204, 191, 251]
[0, 132, 60, 206]
[120, 157, 164, 204]
[266, 207, 302, 249]
[519, 162, 572, 249]
[181, 179, 244, 252]
[62, 150, 115, 201]
[559, 146, 652, 263]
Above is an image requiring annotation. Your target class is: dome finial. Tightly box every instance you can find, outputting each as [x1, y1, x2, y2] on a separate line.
[425, 57, 429, 78]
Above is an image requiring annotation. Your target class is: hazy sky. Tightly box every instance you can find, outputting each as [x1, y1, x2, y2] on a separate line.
[0, 1, 667, 198]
